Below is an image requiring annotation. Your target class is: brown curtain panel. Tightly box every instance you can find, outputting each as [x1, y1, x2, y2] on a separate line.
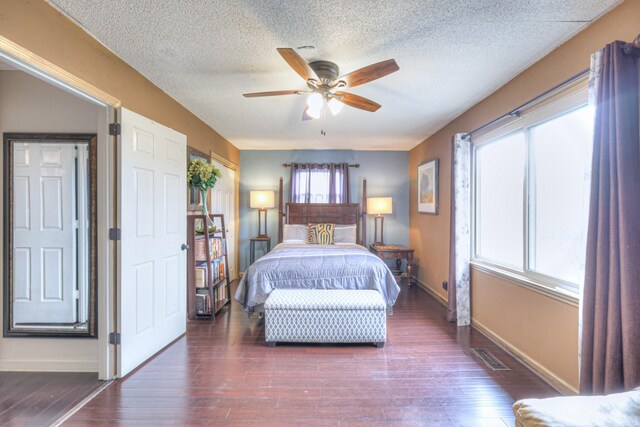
[329, 163, 350, 203]
[580, 40, 640, 394]
[290, 163, 311, 203]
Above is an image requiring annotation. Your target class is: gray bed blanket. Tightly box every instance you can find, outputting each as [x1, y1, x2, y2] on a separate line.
[235, 243, 401, 313]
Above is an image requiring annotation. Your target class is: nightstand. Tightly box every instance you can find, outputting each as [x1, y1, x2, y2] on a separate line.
[369, 244, 414, 286]
[250, 237, 271, 264]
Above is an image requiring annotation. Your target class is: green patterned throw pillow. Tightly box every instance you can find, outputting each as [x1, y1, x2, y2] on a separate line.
[307, 223, 335, 245]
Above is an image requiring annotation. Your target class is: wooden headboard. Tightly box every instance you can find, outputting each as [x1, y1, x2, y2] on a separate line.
[277, 177, 368, 245]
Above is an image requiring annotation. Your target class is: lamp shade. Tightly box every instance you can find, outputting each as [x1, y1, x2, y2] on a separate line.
[250, 190, 275, 209]
[367, 197, 393, 215]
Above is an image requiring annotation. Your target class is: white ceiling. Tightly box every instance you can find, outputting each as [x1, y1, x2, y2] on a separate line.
[48, 0, 619, 150]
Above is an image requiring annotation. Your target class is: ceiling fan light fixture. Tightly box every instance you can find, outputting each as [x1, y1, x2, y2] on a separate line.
[307, 104, 322, 119]
[307, 92, 323, 110]
[328, 98, 343, 116]
[306, 92, 324, 119]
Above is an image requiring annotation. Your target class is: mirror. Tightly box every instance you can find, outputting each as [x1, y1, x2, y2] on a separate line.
[4, 133, 97, 337]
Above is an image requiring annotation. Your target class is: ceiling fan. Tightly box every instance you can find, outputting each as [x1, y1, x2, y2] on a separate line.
[243, 48, 399, 121]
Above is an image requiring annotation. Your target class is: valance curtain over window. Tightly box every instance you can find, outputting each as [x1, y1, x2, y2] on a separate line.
[290, 163, 350, 203]
[580, 39, 640, 394]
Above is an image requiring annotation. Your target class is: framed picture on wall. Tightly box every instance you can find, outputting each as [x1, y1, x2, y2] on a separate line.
[417, 159, 439, 214]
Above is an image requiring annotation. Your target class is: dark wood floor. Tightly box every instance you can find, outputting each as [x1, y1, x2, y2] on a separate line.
[0, 371, 103, 426]
[67, 280, 558, 426]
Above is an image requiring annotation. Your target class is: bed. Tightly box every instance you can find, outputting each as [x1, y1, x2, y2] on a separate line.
[235, 178, 401, 315]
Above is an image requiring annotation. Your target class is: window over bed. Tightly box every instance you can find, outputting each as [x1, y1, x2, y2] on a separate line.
[290, 163, 350, 203]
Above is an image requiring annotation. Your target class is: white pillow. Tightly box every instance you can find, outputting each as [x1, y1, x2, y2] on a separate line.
[283, 224, 308, 243]
[334, 224, 357, 244]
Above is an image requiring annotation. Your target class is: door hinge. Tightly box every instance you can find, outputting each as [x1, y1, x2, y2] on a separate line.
[109, 123, 121, 136]
[109, 332, 121, 345]
[109, 228, 121, 241]
[74, 290, 80, 299]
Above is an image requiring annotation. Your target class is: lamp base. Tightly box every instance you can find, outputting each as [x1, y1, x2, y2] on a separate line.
[373, 215, 385, 247]
[257, 208, 269, 238]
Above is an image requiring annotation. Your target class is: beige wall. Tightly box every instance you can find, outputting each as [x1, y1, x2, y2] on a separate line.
[0, 0, 239, 165]
[0, 70, 101, 371]
[409, 0, 640, 393]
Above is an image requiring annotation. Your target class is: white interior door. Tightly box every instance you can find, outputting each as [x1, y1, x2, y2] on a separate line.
[118, 108, 187, 377]
[210, 159, 236, 280]
[13, 143, 77, 324]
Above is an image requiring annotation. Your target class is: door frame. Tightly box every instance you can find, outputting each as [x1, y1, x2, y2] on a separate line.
[0, 37, 121, 380]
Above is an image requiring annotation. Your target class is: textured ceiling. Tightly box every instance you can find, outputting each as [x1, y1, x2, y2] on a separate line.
[48, 0, 619, 150]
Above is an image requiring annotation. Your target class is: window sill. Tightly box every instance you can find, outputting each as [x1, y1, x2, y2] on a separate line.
[470, 261, 580, 307]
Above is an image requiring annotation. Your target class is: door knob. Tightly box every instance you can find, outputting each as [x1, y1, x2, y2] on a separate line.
[181, 243, 190, 251]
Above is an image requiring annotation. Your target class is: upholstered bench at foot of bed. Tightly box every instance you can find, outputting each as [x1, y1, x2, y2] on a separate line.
[264, 289, 387, 347]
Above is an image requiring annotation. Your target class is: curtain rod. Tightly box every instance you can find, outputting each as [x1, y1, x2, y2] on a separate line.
[282, 163, 360, 168]
[464, 68, 589, 138]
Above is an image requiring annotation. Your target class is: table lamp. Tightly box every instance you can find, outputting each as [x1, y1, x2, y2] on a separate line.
[250, 190, 275, 238]
[367, 197, 393, 246]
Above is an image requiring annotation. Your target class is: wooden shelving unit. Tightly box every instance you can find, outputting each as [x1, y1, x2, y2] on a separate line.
[187, 214, 231, 320]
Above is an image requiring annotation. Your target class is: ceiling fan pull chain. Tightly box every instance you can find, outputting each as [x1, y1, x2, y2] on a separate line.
[321, 103, 327, 136]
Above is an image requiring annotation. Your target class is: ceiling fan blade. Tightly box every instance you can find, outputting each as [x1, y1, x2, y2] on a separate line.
[277, 48, 318, 81]
[243, 90, 305, 98]
[335, 92, 381, 112]
[339, 59, 399, 88]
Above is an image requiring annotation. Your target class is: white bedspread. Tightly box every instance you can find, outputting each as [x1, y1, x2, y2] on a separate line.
[235, 243, 400, 312]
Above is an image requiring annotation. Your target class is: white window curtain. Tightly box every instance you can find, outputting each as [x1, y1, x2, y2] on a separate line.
[448, 133, 471, 326]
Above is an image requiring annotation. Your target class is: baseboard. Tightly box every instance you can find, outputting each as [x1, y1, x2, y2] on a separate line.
[414, 277, 577, 395]
[414, 278, 448, 307]
[0, 359, 98, 372]
[471, 319, 578, 395]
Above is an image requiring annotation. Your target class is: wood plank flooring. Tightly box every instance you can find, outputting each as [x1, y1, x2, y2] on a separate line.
[67, 280, 558, 426]
[0, 372, 103, 426]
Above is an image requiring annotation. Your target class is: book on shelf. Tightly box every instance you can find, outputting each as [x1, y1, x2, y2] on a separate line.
[194, 265, 207, 288]
[194, 236, 226, 261]
[194, 259, 226, 288]
[195, 290, 210, 316]
[210, 237, 225, 259]
[193, 238, 208, 261]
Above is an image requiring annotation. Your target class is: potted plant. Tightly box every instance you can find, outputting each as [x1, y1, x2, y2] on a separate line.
[187, 159, 222, 228]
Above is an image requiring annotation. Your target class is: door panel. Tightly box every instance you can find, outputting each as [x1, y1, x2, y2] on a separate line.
[13, 143, 76, 324]
[118, 108, 187, 377]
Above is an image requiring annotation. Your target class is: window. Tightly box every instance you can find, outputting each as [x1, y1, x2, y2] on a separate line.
[473, 87, 594, 295]
[290, 163, 349, 203]
[476, 131, 525, 267]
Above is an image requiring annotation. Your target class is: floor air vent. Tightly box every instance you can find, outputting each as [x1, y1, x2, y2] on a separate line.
[471, 348, 510, 371]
